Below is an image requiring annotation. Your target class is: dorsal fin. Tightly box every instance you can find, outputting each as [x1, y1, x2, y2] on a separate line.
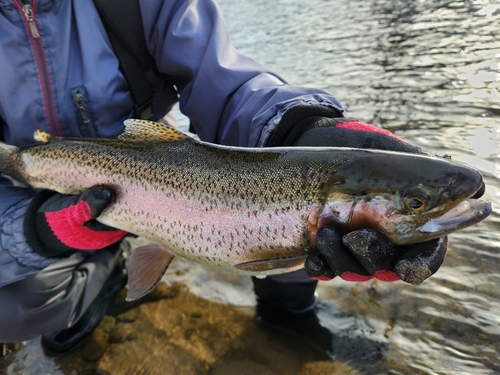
[119, 119, 192, 143]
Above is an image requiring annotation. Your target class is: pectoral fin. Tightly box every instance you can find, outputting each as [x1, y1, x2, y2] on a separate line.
[126, 244, 175, 301]
[234, 255, 308, 272]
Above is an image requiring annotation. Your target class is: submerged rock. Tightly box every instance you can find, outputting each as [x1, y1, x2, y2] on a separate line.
[51, 282, 332, 375]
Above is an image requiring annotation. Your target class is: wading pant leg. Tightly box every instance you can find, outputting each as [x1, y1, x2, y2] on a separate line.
[252, 269, 318, 312]
[0, 246, 120, 343]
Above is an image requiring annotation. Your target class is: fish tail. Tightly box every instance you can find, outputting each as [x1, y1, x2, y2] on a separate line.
[0, 142, 24, 183]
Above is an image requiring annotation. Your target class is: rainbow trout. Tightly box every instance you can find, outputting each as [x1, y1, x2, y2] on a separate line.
[0, 120, 491, 300]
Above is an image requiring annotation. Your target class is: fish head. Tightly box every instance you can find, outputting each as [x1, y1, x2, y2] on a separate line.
[313, 150, 491, 245]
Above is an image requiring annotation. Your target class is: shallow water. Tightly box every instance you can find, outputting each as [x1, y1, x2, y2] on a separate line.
[4, 0, 500, 374]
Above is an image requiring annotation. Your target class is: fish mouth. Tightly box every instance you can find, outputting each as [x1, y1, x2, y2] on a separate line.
[419, 199, 492, 234]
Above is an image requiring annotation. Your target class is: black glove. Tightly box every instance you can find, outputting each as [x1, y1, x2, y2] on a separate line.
[24, 187, 127, 258]
[269, 104, 455, 284]
[306, 227, 448, 284]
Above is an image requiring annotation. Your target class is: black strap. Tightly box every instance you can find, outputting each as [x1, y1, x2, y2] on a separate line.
[93, 0, 154, 119]
[0, 116, 5, 142]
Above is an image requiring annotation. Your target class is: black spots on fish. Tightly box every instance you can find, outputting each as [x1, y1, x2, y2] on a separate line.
[357, 178, 364, 184]
[247, 210, 259, 218]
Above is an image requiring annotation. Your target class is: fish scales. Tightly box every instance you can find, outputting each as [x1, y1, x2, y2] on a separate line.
[18, 139, 343, 209]
[15, 136, 353, 269]
[0, 119, 491, 297]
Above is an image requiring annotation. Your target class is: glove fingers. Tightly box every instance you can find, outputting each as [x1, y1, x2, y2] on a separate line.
[395, 236, 448, 285]
[314, 227, 373, 281]
[342, 229, 400, 282]
[304, 253, 336, 280]
[27, 187, 126, 256]
[80, 186, 116, 219]
[38, 186, 115, 222]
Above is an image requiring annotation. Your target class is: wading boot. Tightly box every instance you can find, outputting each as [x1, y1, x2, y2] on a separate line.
[41, 244, 129, 357]
[252, 271, 334, 353]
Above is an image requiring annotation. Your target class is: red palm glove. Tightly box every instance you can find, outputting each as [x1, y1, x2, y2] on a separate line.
[268, 104, 456, 284]
[25, 187, 127, 257]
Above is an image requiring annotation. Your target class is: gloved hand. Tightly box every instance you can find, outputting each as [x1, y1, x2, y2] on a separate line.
[268, 104, 453, 284]
[24, 186, 127, 257]
[306, 227, 448, 285]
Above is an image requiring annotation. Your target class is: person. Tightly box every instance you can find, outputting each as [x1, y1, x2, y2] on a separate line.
[0, 0, 452, 356]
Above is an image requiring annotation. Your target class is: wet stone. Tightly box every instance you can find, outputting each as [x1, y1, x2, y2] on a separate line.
[110, 322, 138, 343]
[116, 308, 140, 323]
[298, 360, 362, 375]
[210, 360, 278, 375]
[99, 315, 116, 333]
[0, 342, 22, 370]
[81, 327, 110, 362]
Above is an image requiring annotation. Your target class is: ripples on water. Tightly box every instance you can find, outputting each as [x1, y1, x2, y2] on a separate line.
[216, 0, 500, 373]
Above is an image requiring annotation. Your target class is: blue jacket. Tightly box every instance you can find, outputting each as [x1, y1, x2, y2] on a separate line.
[0, 0, 345, 286]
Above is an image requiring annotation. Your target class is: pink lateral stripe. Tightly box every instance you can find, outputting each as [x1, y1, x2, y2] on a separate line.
[44, 201, 126, 250]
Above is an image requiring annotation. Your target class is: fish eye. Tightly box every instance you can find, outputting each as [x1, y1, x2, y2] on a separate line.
[402, 187, 432, 212]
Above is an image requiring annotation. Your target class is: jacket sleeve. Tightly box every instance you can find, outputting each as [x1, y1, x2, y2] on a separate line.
[0, 177, 59, 287]
[140, 0, 345, 147]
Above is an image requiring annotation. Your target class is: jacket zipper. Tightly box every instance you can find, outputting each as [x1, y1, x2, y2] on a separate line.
[72, 88, 97, 137]
[22, 3, 39, 38]
[15, 0, 63, 136]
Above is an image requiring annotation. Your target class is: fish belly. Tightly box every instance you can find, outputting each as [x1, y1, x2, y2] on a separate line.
[99, 185, 314, 273]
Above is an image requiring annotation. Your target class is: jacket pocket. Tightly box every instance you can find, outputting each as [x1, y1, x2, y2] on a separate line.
[71, 87, 97, 137]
